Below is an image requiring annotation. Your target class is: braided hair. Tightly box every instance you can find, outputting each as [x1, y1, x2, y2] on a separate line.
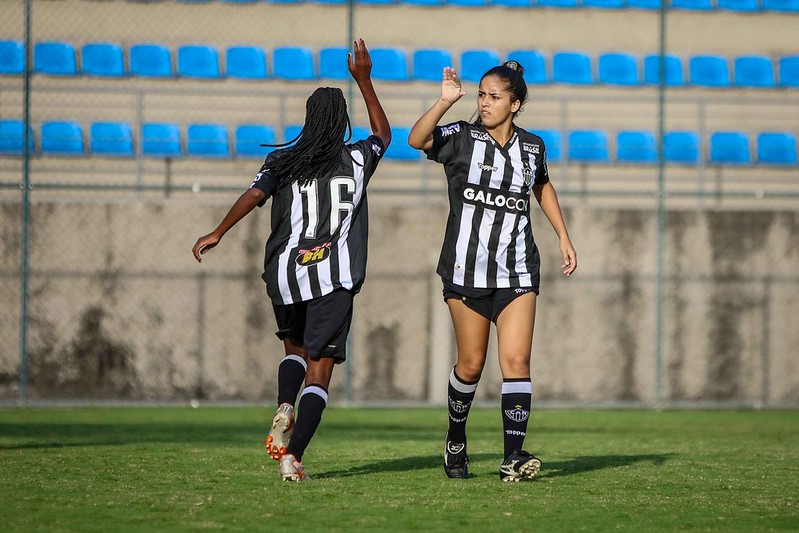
[472, 60, 528, 125]
[261, 87, 353, 187]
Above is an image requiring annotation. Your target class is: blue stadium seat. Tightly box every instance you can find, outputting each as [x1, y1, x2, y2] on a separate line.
[460, 50, 500, 82]
[41, 121, 84, 155]
[663, 132, 700, 164]
[644, 54, 684, 86]
[178, 45, 220, 78]
[384, 127, 419, 161]
[350, 126, 371, 142]
[671, 0, 712, 9]
[616, 131, 656, 163]
[734, 56, 775, 88]
[413, 49, 452, 82]
[82, 43, 125, 77]
[130, 44, 172, 78]
[142, 123, 181, 157]
[0, 41, 25, 75]
[492, 0, 533, 6]
[188, 124, 229, 157]
[583, 0, 625, 7]
[90, 122, 133, 157]
[757, 132, 797, 165]
[507, 50, 547, 84]
[235, 125, 276, 158]
[762, 0, 799, 10]
[717, 0, 759, 10]
[534, 130, 562, 162]
[445, 0, 487, 5]
[371, 48, 408, 81]
[34, 42, 77, 76]
[553, 52, 592, 85]
[273, 47, 315, 80]
[568, 130, 608, 163]
[598, 53, 639, 85]
[401, 0, 442, 4]
[627, 0, 661, 7]
[690, 55, 730, 87]
[284, 125, 304, 143]
[0, 120, 34, 154]
[537, 0, 579, 6]
[779, 56, 799, 88]
[320, 47, 349, 80]
[226, 46, 267, 79]
[357, 0, 395, 4]
[710, 132, 750, 165]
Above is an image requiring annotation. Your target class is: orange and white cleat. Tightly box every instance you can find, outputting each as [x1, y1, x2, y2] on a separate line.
[265, 403, 294, 461]
[279, 454, 312, 482]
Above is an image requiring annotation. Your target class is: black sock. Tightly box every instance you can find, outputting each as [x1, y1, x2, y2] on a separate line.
[277, 354, 306, 406]
[447, 368, 478, 444]
[285, 384, 328, 462]
[501, 378, 532, 459]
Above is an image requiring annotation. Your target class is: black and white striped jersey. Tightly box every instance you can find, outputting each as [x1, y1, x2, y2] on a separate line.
[426, 120, 549, 289]
[250, 135, 384, 305]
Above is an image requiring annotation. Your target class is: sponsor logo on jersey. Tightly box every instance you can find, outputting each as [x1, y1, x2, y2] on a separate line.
[470, 130, 492, 142]
[504, 406, 530, 423]
[440, 124, 461, 137]
[295, 242, 332, 266]
[463, 184, 529, 213]
[477, 162, 498, 173]
[449, 398, 471, 414]
[522, 142, 540, 154]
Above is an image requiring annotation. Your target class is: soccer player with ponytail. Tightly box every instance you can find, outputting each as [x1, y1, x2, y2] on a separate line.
[409, 61, 576, 482]
[192, 40, 390, 481]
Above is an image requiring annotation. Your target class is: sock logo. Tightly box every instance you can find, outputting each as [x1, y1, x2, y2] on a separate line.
[504, 405, 529, 423]
[505, 429, 526, 436]
[449, 399, 471, 414]
[449, 414, 468, 423]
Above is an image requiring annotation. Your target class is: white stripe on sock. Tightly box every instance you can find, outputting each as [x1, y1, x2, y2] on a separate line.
[283, 354, 307, 371]
[301, 385, 328, 404]
[449, 369, 478, 394]
[501, 381, 532, 395]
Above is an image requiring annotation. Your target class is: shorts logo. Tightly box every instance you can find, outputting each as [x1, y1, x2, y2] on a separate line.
[515, 288, 532, 294]
[470, 130, 492, 141]
[504, 405, 530, 423]
[477, 162, 498, 173]
[440, 124, 460, 137]
[296, 242, 332, 266]
[449, 399, 471, 414]
[522, 142, 540, 154]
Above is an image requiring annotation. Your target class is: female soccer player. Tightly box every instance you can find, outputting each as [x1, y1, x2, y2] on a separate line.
[408, 62, 576, 482]
[192, 39, 390, 482]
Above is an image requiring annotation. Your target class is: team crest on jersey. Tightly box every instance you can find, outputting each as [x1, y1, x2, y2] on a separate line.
[504, 405, 530, 422]
[470, 130, 491, 142]
[440, 124, 461, 137]
[522, 142, 540, 154]
[295, 242, 332, 266]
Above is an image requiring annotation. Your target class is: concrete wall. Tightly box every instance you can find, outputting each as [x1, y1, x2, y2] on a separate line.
[1, 198, 796, 406]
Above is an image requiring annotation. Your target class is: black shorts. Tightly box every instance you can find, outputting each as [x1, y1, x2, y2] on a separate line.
[272, 289, 354, 363]
[442, 279, 537, 323]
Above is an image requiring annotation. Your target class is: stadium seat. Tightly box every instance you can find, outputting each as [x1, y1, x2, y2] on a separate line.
[757, 132, 797, 165]
[371, 48, 407, 81]
[349, 126, 371, 142]
[0, 41, 25, 75]
[762, 0, 799, 10]
[273, 47, 315, 80]
[536, 0, 579, 6]
[644, 54, 684, 86]
[401, 0, 443, 5]
[284, 125, 304, 143]
[41, 121, 84, 155]
[568, 130, 608, 163]
[671, 0, 713, 9]
[582, 0, 625, 7]
[384, 127, 419, 161]
[717, 0, 759, 10]
[533, 129, 562, 162]
[690, 55, 730, 87]
[188, 124, 229, 157]
[82, 43, 125, 77]
[178, 45, 220, 78]
[598, 53, 639, 86]
[320, 47, 349, 80]
[0, 120, 34, 154]
[34, 42, 77, 76]
[130, 44, 172, 78]
[616, 131, 656, 163]
[445, 0, 487, 6]
[710, 132, 750, 165]
[226, 46, 267, 79]
[778, 56, 799, 88]
[507, 50, 547, 84]
[413, 49, 452, 82]
[492, 0, 533, 6]
[734, 56, 775, 88]
[627, 0, 661, 8]
[142, 123, 181, 157]
[357, 0, 395, 4]
[460, 50, 500, 82]
[90, 122, 133, 157]
[552, 52, 592, 85]
[235, 125, 276, 158]
[663, 131, 700, 164]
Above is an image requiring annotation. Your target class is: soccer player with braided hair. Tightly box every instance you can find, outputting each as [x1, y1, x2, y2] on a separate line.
[409, 61, 576, 482]
[192, 39, 390, 482]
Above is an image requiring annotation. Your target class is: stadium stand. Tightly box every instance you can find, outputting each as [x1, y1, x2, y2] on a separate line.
[553, 52, 593, 84]
[320, 47, 350, 80]
[235, 125, 276, 158]
[734, 55, 775, 87]
[779, 56, 799, 88]
[141, 123, 182, 157]
[671, 0, 714, 10]
[460, 50, 501, 82]
[643, 54, 685, 86]
[663, 131, 701, 164]
[626, 0, 661, 9]
[187, 124, 230, 157]
[690, 55, 730, 87]
[598, 53, 640, 85]
[537, 0, 580, 7]
[761, 0, 799, 10]
[757, 132, 797, 164]
[717, 0, 760, 10]
[90, 122, 134, 157]
[40, 121, 84, 155]
[582, 0, 625, 8]
[492, 0, 534, 6]
[0, 40, 24, 75]
[284, 125, 304, 143]
[177, 45, 220, 78]
[0, 120, 34, 154]
[413, 49, 452, 82]
[534, 130, 562, 162]
[273, 47, 315, 80]
[226, 46, 268, 79]
[384, 127, 420, 161]
[34, 42, 77, 76]
[507, 50, 547, 84]
[617, 130, 657, 163]
[710, 131, 751, 164]
[568, 130, 609, 162]
[130, 44, 173, 77]
[82, 43, 125, 77]
[446, 0, 488, 6]
[370, 48, 408, 81]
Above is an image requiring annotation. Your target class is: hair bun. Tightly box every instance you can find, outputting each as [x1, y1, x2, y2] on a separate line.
[504, 60, 525, 76]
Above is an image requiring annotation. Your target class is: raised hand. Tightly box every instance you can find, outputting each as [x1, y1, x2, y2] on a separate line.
[441, 67, 466, 104]
[348, 38, 372, 83]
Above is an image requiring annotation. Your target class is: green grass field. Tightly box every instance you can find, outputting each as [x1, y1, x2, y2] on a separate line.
[1, 407, 797, 532]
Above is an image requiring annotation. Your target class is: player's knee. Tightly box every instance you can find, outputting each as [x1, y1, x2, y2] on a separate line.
[501, 356, 530, 378]
[455, 360, 485, 382]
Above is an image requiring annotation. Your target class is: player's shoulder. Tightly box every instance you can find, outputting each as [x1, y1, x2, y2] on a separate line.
[347, 134, 384, 159]
[438, 120, 471, 137]
[515, 127, 547, 154]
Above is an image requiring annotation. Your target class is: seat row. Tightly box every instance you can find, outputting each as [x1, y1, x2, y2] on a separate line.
[2, 40, 798, 88]
[1, 119, 796, 165]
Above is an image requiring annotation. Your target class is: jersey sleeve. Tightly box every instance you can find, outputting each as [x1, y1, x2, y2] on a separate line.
[249, 152, 280, 207]
[534, 143, 550, 186]
[349, 134, 386, 180]
[425, 121, 468, 164]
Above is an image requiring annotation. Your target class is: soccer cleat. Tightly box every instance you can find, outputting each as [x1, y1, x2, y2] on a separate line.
[279, 454, 311, 482]
[265, 403, 294, 461]
[443, 433, 469, 479]
[500, 449, 542, 482]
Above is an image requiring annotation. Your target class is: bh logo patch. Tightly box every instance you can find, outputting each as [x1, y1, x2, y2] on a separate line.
[296, 243, 332, 266]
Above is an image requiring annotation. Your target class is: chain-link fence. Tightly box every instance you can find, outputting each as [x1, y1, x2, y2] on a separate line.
[1, 0, 798, 405]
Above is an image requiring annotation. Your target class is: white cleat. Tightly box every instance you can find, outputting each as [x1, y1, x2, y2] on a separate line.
[265, 403, 294, 461]
[279, 454, 312, 482]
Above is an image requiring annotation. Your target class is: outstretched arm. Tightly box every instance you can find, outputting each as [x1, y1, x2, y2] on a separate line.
[349, 39, 391, 149]
[192, 187, 265, 263]
[407, 67, 466, 151]
[533, 182, 577, 277]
